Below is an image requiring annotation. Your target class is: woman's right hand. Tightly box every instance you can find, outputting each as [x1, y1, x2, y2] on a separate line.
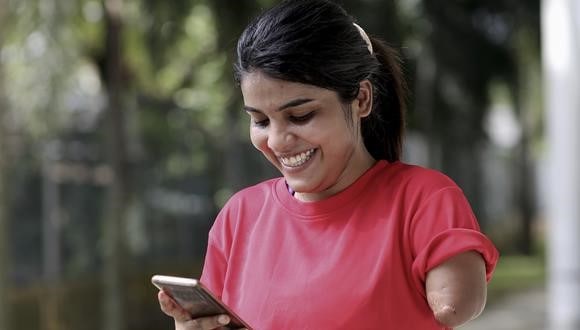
[157, 290, 233, 330]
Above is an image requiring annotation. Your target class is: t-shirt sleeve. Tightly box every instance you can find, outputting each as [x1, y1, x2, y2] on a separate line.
[409, 186, 499, 296]
[200, 211, 230, 299]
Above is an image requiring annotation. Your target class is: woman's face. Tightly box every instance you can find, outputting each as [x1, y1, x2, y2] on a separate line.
[241, 71, 375, 201]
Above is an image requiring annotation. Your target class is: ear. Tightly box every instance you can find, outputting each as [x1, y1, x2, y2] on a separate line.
[353, 80, 373, 118]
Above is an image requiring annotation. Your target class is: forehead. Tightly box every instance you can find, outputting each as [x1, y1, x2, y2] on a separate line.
[240, 71, 335, 109]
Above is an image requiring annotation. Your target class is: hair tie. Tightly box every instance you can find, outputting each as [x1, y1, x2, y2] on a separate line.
[353, 23, 373, 54]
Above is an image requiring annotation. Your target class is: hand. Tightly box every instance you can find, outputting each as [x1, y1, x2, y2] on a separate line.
[157, 290, 246, 330]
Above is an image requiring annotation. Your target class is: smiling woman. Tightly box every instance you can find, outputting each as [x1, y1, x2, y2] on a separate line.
[241, 73, 375, 201]
[156, 1, 499, 329]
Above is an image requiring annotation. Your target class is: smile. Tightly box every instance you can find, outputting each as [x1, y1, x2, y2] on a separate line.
[279, 149, 316, 168]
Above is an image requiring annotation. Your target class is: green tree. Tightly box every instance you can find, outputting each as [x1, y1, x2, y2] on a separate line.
[101, 0, 132, 328]
[207, 0, 267, 193]
[410, 1, 540, 246]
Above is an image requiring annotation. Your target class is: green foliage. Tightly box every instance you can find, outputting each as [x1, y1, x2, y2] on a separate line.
[487, 255, 545, 303]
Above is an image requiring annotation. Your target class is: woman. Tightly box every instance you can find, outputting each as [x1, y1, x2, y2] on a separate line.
[158, 0, 499, 329]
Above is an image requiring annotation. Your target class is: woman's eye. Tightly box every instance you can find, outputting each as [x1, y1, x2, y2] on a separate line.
[289, 112, 314, 123]
[253, 118, 269, 127]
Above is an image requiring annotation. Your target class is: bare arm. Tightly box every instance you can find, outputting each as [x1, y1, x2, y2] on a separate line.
[425, 251, 487, 328]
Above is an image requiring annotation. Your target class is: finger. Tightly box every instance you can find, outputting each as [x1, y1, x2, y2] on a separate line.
[183, 314, 230, 329]
[157, 290, 192, 322]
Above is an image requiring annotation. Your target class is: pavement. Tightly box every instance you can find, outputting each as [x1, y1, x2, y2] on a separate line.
[459, 286, 547, 330]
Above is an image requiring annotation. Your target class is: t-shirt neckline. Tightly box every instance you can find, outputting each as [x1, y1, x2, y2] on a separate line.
[274, 160, 390, 219]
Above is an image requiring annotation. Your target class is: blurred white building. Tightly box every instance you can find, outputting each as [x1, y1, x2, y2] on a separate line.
[542, 0, 580, 329]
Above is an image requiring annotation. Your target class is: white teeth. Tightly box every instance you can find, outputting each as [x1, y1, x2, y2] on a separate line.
[280, 149, 315, 167]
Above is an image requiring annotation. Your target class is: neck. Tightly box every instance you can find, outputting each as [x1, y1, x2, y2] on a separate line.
[295, 148, 376, 202]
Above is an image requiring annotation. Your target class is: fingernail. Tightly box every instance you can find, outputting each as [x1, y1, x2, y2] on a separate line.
[218, 315, 230, 325]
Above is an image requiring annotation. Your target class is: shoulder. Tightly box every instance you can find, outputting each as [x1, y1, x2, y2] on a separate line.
[216, 177, 282, 221]
[383, 161, 460, 194]
[210, 177, 282, 237]
[225, 177, 280, 207]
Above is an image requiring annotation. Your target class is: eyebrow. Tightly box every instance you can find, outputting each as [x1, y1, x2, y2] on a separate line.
[243, 98, 315, 113]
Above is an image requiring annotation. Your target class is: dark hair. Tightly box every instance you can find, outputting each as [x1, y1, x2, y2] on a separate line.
[234, 0, 406, 162]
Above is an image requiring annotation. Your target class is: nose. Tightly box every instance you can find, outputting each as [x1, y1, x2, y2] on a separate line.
[267, 123, 294, 152]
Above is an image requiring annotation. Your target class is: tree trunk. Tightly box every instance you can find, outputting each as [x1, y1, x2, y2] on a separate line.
[102, 0, 130, 329]
[0, 0, 11, 327]
[0, 60, 9, 330]
[41, 145, 63, 330]
[0, 84, 9, 330]
[207, 0, 258, 192]
[37, 0, 66, 326]
[414, 44, 442, 168]
[513, 26, 540, 255]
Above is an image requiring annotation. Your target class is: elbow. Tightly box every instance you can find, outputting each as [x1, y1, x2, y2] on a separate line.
[433, 304, 461, 328]
[429, 287, 487, 328]
[431, 300, 486, 328]
[425, 251, 489, 327]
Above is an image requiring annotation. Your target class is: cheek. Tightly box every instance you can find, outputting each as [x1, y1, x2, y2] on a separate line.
[250, 128, 268, 153]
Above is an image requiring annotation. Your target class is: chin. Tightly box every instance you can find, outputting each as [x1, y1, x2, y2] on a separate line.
[286, 180, 314, 193]
[288, 178, 326, 195]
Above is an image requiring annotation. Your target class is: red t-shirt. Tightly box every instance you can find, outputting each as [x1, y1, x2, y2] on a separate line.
[201, 161, 499, 329]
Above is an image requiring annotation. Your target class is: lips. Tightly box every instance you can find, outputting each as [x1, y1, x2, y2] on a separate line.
[279, 148, 316, 167]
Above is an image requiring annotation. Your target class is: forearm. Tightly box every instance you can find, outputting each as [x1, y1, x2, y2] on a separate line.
[425, 251, 487, 328]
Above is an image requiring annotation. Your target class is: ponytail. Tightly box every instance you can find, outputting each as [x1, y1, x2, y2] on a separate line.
[364, 38, 407, 162]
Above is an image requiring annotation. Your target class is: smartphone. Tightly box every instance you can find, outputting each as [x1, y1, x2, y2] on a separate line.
[151, 275, 252, 329]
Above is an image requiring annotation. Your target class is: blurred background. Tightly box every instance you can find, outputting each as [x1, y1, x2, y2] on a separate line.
[0, 0, 573, 329]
